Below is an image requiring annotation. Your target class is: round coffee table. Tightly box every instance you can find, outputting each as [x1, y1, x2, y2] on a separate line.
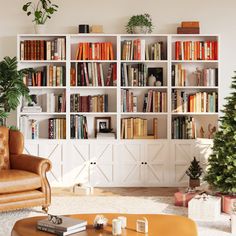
[11, 213, 197, 236]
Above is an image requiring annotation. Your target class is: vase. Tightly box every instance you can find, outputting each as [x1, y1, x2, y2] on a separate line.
[147, 74, 156, 86]
[34, 24, 46, 34]
[133, 26, 150, 34]
[189, 178, 200, 188]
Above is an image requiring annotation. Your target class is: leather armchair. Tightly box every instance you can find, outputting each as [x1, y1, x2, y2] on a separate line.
[0, 127, 51, 212]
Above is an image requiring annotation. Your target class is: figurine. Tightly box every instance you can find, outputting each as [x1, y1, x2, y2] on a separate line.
[199, 126, 205, 138]
[208, 124, 216, 139]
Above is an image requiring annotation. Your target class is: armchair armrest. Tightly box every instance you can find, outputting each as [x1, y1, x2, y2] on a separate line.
[10, 154, 52, 176]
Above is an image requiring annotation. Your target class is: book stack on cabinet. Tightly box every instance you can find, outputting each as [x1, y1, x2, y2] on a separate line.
[17, 34, 219, 188]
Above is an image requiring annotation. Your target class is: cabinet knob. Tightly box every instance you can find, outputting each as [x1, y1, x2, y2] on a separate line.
[94, 162, 96, 165]
[90, 162, 93, 165]
[145, 162, 147, 165]
[141, 162, 144, 165]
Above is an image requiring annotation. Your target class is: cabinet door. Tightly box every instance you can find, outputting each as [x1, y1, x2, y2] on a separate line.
[170, 141, 195, 186]
[89, 143, 114, 187]
[114, 143, 144, 186]
[144, 142, 169, 186]
[63, 143, 89, 186]
[39, 143, 62, 186]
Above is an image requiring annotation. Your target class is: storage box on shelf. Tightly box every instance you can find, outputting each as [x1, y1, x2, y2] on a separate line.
[17, 34, 219, 187]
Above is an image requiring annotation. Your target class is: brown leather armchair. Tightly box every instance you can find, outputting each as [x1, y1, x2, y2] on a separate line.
[0, 126, 51, 212]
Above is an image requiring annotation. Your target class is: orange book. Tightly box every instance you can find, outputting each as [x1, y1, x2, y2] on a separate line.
[181, 21, 200, 28]
[75, 43, 80, 60]
[78, 43, 83, 60]
[70, 67, 76, 86]
[109, 42, 114, 60]
[137, 39, 141, 60]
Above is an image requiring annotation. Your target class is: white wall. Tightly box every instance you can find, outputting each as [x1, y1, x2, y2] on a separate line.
[0, 0, 235, 125]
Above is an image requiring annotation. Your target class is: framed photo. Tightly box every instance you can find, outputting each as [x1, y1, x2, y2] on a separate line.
[94, 117, 111, 137]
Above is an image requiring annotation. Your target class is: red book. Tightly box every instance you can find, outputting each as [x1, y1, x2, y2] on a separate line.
[137, 39, 141, 60]
[112, 63, 117, 86]
[175, 41, 179, 60]
[215, 41, 218, 60]
[80, 64, 85, 86]
[97, 63, 102, 86]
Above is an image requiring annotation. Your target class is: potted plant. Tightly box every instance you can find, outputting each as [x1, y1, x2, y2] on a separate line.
[186, 157, 203, 188]
[126, 13, 153, 34]
[0, 56, 30, 125]
[22, 0, 58, 34]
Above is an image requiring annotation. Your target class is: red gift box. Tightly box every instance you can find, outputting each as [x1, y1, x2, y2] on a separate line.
[174, 191, 197, 207]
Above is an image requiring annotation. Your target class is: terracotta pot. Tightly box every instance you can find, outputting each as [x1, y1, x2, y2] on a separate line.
[189, 178, 200, 188]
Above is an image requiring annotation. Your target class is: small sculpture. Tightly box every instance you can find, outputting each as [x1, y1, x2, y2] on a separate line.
[199, 126, 205, 138]
[208, 124, 216, 139]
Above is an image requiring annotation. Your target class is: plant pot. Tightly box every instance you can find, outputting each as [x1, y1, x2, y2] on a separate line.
[189, 178, 200, 188]
[132, 26, 150, 34]
[34, 24, 46, 34]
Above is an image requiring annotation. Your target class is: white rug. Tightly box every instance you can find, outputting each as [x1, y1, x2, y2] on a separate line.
[0, 196, 231, 236]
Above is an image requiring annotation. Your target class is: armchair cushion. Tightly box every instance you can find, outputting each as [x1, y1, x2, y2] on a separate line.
[0, 170, 41, 194]
[0, 126, 10, 170]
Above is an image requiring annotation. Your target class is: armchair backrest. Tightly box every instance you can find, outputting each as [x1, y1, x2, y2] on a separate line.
[9, 129, 24, 155]
[0, 126, 10, 170]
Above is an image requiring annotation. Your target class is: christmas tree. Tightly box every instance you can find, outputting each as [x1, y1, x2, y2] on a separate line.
[186, 157, 203, 179]
[205, 76, 236, 194]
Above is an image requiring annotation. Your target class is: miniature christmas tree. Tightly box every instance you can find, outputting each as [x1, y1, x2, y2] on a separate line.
[205, 76, 236, 194]
[186, 157, 203, 179]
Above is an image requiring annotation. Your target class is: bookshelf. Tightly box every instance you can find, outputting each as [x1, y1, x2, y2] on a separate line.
[17, 34, 219, 187]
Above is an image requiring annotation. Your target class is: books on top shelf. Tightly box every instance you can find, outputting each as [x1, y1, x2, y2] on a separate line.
[48, 118, 66, 139]
[20, 38, 66, 60]
[174, 40, 218, 60]
[75, 42, 114, 60]
[172, 116, 196, 139]
[121, 39, 165, 60]
[171, 65, 218, 87]
[70, 94, 108, 112]
[121, 117, 158, 139]
[70, 115, 88, 139]
[172, 90, 218, 113]
[19, 116, 39, 139]
[23, 66, 66, 87]
[37, 216, 87, 236]
[70, 62, 117, 86]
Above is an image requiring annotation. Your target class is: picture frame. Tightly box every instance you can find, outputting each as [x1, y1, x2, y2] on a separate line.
[94, 117, 111, 138]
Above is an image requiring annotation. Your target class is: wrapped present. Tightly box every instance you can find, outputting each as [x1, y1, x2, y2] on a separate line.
[221, 195, 236, 214]
[174, 191, 197, 207]
[188, 194, 221, 221]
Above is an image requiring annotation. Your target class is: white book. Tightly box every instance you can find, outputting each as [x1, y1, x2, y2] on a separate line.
[141, 40, 145, 60]
[61, 38, 66, 60]
[87, 63, 93, 86]
[99, 63, 105, 86]
[123, 63, 128, 86]
[94, 62, 98, 86]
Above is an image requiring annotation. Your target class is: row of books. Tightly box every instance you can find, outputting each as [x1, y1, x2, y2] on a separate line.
[171, 65, 218, 87]
[23, 66, 66, 87]
[20, 116, 39, 139]
[70, 115, 88, 139]
[70, 94, 108, 112]
[37, 216, 87, 235]
[174, 40, 218, 60]
[75, 42, 114, 60]
[121, 39, 165, 60]
[121, 89, 138, 112]
[172, 90, 218, 113]
[172, 116, 196, 139]
[70, 62, 117, 86]
[121, 117, 158, 139]
[143, 90, 167, 112]
[20, 38, 66, 60]
[48, 118, 66, 139]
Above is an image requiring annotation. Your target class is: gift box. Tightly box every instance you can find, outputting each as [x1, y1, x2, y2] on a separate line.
[188, 194, 221, 221]
[174, 191, 197, 207]
[221, 195, 236, 214]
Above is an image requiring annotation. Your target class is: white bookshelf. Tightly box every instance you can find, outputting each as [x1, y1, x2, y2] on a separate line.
[17, 34, 219, 187]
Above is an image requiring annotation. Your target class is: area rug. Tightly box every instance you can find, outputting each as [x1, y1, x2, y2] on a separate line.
[0, 196, 230, 236]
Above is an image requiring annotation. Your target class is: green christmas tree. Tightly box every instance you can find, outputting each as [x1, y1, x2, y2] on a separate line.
[205, 76, 236, 194]
[186, 157, 203, 179]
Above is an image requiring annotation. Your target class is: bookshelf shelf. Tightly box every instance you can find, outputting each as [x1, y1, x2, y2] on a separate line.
[70, 86, 117, 89]
[20, 112, 67, 115]
[19, 60, 67, 63]
[121, 86, 168, 89]
[121, 112, 168, 115]
[172, 60, 218, 63]
[121, 60, 168, 63]
[172, 112, 218, 115]
[70, 60, 117, 63]
[172, 86, 218, 89]
[28, 86, 66, 89]
[70, 112, 117, 115]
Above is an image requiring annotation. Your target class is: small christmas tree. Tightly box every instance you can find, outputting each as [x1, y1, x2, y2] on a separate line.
[205, 76, 236, 194]
[186, 157, 203, 179]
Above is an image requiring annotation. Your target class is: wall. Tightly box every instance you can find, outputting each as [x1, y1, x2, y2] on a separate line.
[0, 0, 235, 125]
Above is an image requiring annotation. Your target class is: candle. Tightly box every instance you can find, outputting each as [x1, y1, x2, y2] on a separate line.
[117, 216, 127, 228]
[112, 219, 122, 235]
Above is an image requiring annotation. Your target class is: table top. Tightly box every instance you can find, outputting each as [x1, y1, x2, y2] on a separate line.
[11, 213, 197, 236]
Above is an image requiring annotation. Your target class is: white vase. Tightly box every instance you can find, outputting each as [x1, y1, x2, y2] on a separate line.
[231, 214, 236, 234]
[34, 24, 46, 34]
[133, 26, 150, 34]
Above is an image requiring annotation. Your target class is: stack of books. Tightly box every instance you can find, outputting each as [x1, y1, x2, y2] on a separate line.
[177, 21, 200, 34]
[20, 38, 66, 60]
[70, 62, 117, 86]
[37, 216, 87, 236]
[21, 106, 42, 113]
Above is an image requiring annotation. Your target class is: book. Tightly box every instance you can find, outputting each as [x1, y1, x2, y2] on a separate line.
[177, 27, 200, 34]
[181, 21, 200, 28]
[37, 225, 86, 236]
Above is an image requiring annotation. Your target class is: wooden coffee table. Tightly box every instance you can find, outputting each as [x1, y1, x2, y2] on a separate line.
[11, 213, 197, 236]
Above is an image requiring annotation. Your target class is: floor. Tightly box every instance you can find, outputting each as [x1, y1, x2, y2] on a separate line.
[52, 187, 179, 196]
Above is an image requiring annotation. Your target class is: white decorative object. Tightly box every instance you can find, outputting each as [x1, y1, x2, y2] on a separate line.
[188, 194, 221, 221]
[136, 217, 148, 233]
[34, 24, 46, 34]
[117, 216, 127, 228]
[147, 74, 156, 86]
[112, 219, 122, 235]
[93, 215, 108, 230]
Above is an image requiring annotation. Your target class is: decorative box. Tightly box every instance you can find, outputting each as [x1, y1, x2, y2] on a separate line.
[174, 191, 197, 207]
[188, 194, 221, 221]
[222, 195, 236, 214]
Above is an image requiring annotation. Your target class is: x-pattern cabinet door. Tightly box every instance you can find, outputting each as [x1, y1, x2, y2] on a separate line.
[38, 142, 62, 186]
[144, 142, 169, 186]
[114, 143, 144, 186]
[89, 142, 114, 187]
[63, 143, 90, 186]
